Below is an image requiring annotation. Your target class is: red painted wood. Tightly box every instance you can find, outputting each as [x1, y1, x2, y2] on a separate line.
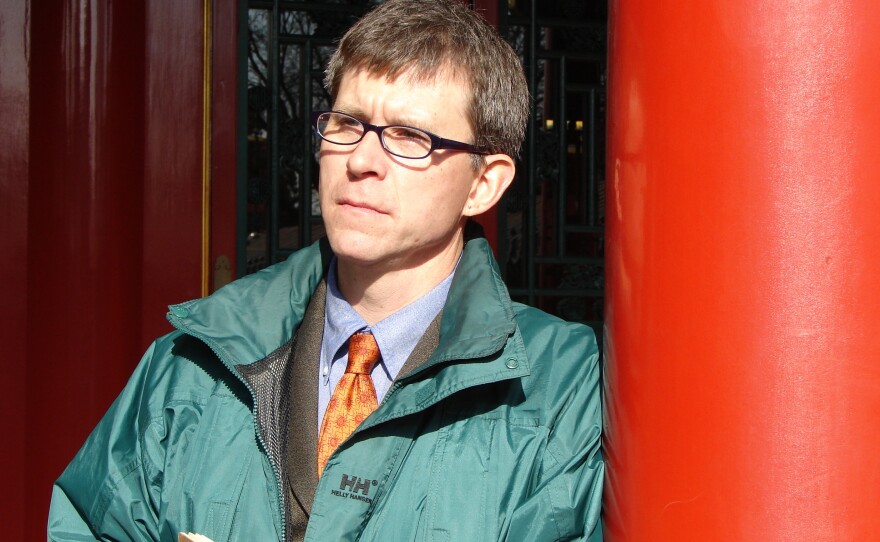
[141, 0, 205, 341]
[15, 0, 206, 530]
[605, 1, 880, 539]
[211, 0, 240, 287]
[27, 0, 146, 530]
[0, 2, 31, 537]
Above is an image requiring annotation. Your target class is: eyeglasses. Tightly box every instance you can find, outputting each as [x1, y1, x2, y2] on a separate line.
[312, 110, 489, 160]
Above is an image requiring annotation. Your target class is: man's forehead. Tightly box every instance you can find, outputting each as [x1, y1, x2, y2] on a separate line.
[331, 66, 473, 129]
[338, 64, 470, 94]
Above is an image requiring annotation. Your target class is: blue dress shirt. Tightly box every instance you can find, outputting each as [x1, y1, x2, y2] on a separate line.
[318, 258, 455, 429]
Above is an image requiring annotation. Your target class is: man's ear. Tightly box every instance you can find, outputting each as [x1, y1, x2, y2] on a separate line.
[463, 154, 516, 217]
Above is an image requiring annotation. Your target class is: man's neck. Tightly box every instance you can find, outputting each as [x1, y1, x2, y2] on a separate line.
[335, 240, 463, 325]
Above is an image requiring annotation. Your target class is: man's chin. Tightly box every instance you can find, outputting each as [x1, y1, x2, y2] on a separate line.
[327, 236, 387, 269]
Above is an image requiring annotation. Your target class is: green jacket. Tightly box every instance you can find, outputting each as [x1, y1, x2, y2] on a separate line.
[49, 236, 603, 541]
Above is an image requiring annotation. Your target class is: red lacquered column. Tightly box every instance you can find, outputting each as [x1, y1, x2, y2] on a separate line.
[604, 1, 880, 539]
[1, 1, 32, 538]
[27, 0, 145, 529]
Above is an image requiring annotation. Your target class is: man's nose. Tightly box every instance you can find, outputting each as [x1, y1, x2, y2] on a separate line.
[346, 129, 388, 176]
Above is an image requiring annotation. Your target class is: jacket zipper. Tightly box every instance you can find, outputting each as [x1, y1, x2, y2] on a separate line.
[169, 316, 288, 542]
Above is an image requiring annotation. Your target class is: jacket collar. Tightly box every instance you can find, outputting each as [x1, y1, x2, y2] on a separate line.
[167, 231, 524, 386]
[357, 233, 530, 427]
[166, 238, 332, 369]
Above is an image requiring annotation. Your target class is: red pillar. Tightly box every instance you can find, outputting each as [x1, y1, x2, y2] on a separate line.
[141, 0, 206, 336]
[0, 2, 32, 539]
[3, 0, 228, 531]
[604, 1, 880, 540]
[26, 0, 146, 530]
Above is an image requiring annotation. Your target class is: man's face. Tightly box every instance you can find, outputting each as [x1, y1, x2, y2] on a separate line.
[318, 67, 480, 273]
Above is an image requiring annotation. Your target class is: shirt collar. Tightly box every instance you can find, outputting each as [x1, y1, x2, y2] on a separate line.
[322, 257, 455, 380]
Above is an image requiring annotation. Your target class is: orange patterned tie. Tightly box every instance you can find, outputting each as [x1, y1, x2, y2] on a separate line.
[317, 331, 381, 476]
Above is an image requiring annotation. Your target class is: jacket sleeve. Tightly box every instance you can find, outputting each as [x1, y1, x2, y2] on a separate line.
[48, 340, 167, 541]
[505, 324, 604, 542]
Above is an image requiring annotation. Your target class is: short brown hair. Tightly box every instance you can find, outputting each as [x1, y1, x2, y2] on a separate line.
[325, 0, 529, 161]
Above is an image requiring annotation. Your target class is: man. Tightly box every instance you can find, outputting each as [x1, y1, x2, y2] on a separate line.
[49, 1, 603, 540]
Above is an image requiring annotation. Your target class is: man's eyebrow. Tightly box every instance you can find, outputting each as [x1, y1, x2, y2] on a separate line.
[334, 105, 367, 119]
[333, 106, 431, 131]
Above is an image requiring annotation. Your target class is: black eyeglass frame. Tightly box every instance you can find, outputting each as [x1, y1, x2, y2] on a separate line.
[311, 110, 490, 159]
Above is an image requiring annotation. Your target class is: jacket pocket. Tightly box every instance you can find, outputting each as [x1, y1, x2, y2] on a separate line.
[423, 413, 544, 541]
[159, 392, 259, 541]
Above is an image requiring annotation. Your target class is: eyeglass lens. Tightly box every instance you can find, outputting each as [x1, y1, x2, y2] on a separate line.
[317, 112, 433, 159]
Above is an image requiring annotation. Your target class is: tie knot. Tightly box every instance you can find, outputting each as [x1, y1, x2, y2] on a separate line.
[346, 332, 380, 374]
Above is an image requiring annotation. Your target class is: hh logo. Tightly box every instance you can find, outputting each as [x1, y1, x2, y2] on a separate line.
[339, 474, 378, 496]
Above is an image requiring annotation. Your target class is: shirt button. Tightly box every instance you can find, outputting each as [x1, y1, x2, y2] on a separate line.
[506, 358, 518, 369]
[322, 365, 329, 377]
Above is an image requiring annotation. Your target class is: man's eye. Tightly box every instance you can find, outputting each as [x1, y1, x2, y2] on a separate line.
[329, 117, 361, 131]
[389, 127, 428, 142]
